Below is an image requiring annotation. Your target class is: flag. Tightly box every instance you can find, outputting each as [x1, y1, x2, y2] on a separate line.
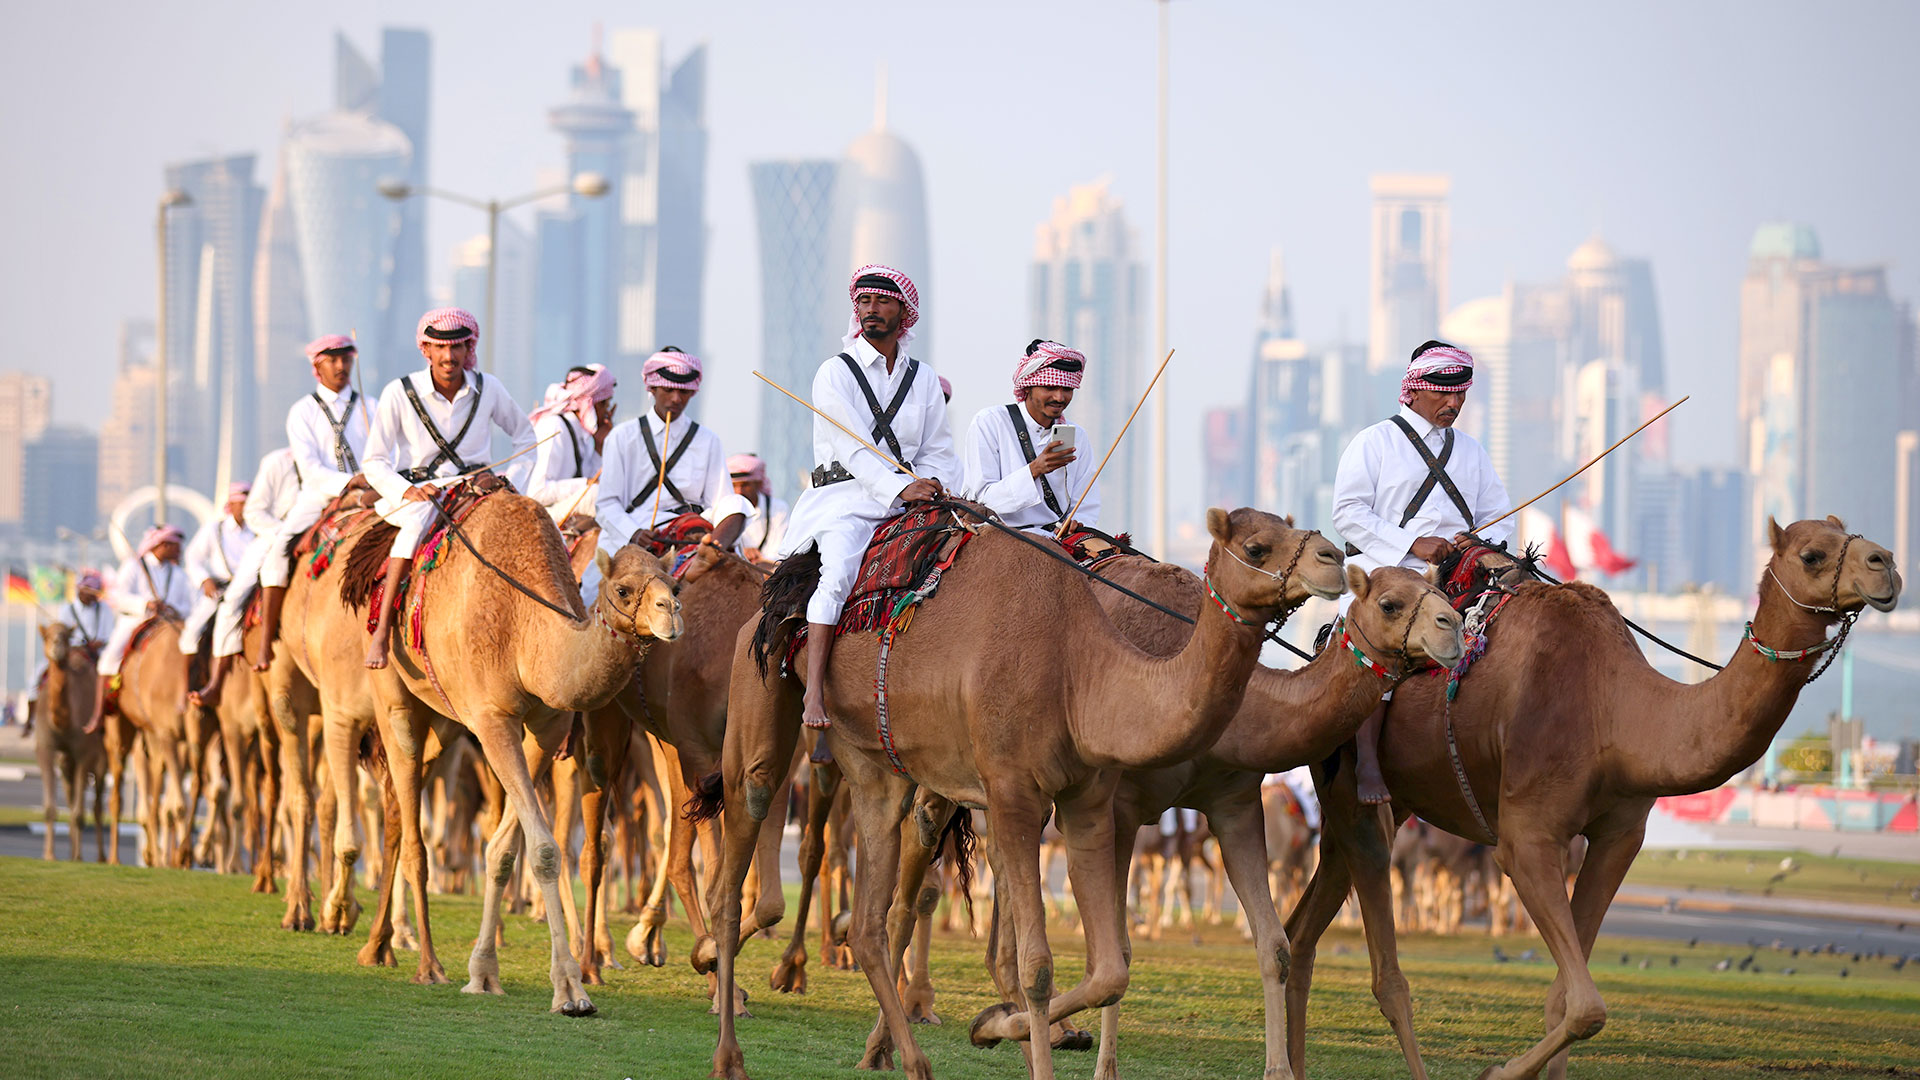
[1564, 506, 1638, 576]
[1518, 507, 1578, 581]
[30, 566, 70, 606]
[4, 567, 32, 606]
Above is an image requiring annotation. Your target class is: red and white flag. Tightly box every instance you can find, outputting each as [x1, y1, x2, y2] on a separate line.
[1518, 507, 1578, 580]
[1564, 505, 1637, 576]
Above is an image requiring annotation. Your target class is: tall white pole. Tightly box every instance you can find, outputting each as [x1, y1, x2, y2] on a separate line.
[484, 199, 501, 373]
[154, 200, 170, 528]
[1151, 0, 1170, 559]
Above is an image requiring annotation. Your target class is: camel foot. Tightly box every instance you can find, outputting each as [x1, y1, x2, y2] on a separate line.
[321, 894, 361, 935]
[463, 971, 505, 996]
[281, 903, 314, 932]
[770, 948, 808, 994]
[413, 957, 450, 985]
[969, 1001, 1022, 1048]
[856, 1039, 893, 1071]
[358, 939, 397, 967]
[709, 1042, 750, 1080]
[907, 1003, 942, 1025]
[633, 906, 669, 966]
[690, 934, 718, 975]
[1052, 1021, 1093, 1052]
[709, 985, 752, 1018]
[552, 985, 597, 1017]
[391, 921, 419, 952]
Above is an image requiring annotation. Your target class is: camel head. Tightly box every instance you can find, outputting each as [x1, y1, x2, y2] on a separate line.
[592, 546, 684, 641]
[40, 622, 70, 665]
[1766, 516, 1901, 614]
[1344, 565, 1464, 670]
[1204, 507, 1346, 620]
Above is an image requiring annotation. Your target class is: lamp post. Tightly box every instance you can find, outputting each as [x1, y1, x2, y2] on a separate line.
[378, 173, 609, 372]
[153, 188, 192, 527]
[1150, 0, 1171, 560]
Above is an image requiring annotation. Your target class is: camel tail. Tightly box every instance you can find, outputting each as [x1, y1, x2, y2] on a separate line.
[931, 808, 978, 919]
[684, 770, 725, 825]
[750, 549, 821, 679]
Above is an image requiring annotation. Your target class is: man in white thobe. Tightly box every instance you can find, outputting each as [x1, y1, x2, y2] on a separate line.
[596, 348, 750, 558]
[360, 307, 535, 668]
[85, 526, 194, 732]
[1331, 340, 1513, 804]
[727, 454, 789, 565]
[777, 264, 961, 730]
[178, 483, 255, 681]
[29, 571, 114, 722]
[191, 447, 301, 705]
[962, 339, 1102, 533]
[526, 364, 616, 522]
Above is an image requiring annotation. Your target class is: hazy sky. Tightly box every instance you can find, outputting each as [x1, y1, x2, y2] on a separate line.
[4, 1, 1915, 527]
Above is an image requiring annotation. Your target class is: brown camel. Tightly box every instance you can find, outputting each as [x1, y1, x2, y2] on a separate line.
[33, 624, 109, 861]
[701, 508, 1345, 1080]
[108, 618, 201, 868]
[202, 626, 283, 890]
[342, 490, 682, 1015]
[1285, 516, 1901, 1080]
[248, 606, 329, 930]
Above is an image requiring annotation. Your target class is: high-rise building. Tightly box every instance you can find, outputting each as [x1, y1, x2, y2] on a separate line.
[1201, 407, 1251, 513]
[828, 80, 932, 358]
[22, 429, 98, 541]
[252, 144, 312, 454]
[540, 44, 634, 386]
[97, 321, 159, 517]
[1248, 250, 1311, 513]
[1030, 179, 1144, 528]
[373, 29, 432, 366]
[750, 159, 839, 493]
[164, 153, 263, 496]
[452, 221, 537, 407]
[1368, 174, 1450, 378]
[0, 372, 52, 525]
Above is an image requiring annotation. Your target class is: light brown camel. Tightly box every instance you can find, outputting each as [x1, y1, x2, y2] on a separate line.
[247, 608, 328, 930]
[341, 490, 682, 1015]
[1285, 516, 1901, 1080]
[203, 628, 283, 891]
[1052, 559, 1460, 1080]
[107, 618, 200, 868]
[33, 623, 109, 861]
[701, 508, 1345, 1080]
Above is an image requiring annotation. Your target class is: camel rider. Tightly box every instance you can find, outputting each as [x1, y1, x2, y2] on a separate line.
[28, 570, 113, 727]
[526, 363, 616, 522]
[177, 482, 255, 683]
[190, 446, 302, 706]
[777, 264, 961, 730]
[962, 339, 1101, 533]
[251, 334, 372, 671]
[84, 525, 194, 733]
[596, 348, 751, 555]
[1332, 340, 1514, 805]
[727, 454, 789, 565]
[361, 307, 536, 669]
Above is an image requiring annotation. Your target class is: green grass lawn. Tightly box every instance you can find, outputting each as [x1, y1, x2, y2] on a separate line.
[1625, 848, 1920, 909]
[2, 858, 1918, 1078]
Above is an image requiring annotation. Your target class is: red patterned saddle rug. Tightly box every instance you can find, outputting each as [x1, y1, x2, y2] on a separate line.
[840, 505, 975, 637]
[1058, 526, 1140, 574]
[1425, 542, 1525, 700]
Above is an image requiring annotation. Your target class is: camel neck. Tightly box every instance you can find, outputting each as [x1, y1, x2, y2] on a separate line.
[1203, 639, 1389, 773]
[523, 592, 646, 711]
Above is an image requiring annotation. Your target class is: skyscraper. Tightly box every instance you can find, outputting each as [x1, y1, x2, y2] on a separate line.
[252, 144, 312, 455]
[1030, 179, 1144, 528]
[22, 428, 98, 541]
[540, 44, 634, 386]
[751, 159, 838, 493]
[375, 29, 432, 365]
[1247, 249, 1311, 513]
[97, 321, 158, 517]
[452, 221, 537, 406]
[1368, 174, 1450, 378]
[0, 372, 52, 526]
[828, 80, 932, 357]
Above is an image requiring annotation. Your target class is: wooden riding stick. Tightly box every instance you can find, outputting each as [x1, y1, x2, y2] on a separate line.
[559, 467, 602, 523]
[1472, 394, 1690, 535]
[752, 371, 928, 484]
[649, 412, 674, 529]
[1056, 348, 1176, 539]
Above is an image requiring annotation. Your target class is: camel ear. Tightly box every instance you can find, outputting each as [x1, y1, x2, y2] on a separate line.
[593, 547, 613, 581]
[1826, 514, 1846, 530]
[1345, 564, 1368, 600]
[1767, 516, 1787, 554]
[1206, 507, 1232, 544]
[1423, 563, 1443, 586]
[1283, 514, 1296, 529]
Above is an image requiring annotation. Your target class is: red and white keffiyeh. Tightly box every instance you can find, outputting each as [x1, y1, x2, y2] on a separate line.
[843, 264, 922, 347]
[416, 308, 481, 370]
[727, 453, 767, 486]
[937, 375, 952, 401]
[642, 349, 702, 392]
[528, 364, 616, 433]
[137, 524, 184, 557]
[1012, 340, 1087, 401]
[1399, 344, 1474, 404]
[304, 334, 355, 361]
[77, 569, 104, 591]
[226, 482, 251, 502]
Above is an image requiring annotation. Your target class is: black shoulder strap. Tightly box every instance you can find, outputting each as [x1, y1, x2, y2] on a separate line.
[838, 353, 918, 463]
[1389, 415, 1476, 528]
[563, 417, 584, 479]
[627, 419, 703, 513]
[311, 390, 359, 472]
[400, 373, 484, 477]
[1006, 403, 1065, 521]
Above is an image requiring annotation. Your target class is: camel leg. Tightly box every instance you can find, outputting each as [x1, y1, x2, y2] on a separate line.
[860, 792, 951, 1063]
[902, 867, 941, 1022]
[577, 705, 629, 984]
[318, 711, 364, 935]
[1477, 834, 1597, 1080]
[372, 703, 447, 984]
[253, 721, 282, 894]
[106, 724, 127, 865]
[1541, 816, 1644, 1080]
[631, 735, 681, 965]
[550, 755, 585, 958]
[357, 739, 404, 969]
[835, 761, 931, 1078]
[964, 795, 1057, 1080]
[470, 713, 596, 1016]
[159, 731, 194, 869]
[771, 757, 838, 994]
[218, 722, 248, 874]
[274, 700, 316, 930]
[36, 723, 59, 861]
[88, 743, 109, 863]
[466, 803, 520, 996]
[1212, 798, 1296, 1080]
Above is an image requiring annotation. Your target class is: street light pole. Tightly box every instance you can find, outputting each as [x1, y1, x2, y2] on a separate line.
[153, 188, 191, 527]
[485, 199, 502, 373]
[1151, 0, 1171, 559]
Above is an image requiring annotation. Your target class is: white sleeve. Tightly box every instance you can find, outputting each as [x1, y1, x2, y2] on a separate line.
[242, 456, 287, 534]
[701, 430, 733, 517]
[182, 524, 218, 587]
[913, 375, 963, 492]
[526, 416, 589, 509]
[108, 561, 146, 617]
[490, 380, 538, 493]
[287, 397, 353, 496]
[361, 383, 412, 504]
[815, 362, 915, 508]
[1332, 427, 1417, 566]
[595, 423, 646, 548]
[963, 409, 1045, 517]
[762, 498, 790, 554]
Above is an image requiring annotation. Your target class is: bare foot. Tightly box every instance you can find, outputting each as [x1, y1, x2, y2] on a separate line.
[1357, 764, 1391, 806]
[250, 645, 274, 673]
[801, 690, 831, 730]
[364, 641, 389, 670]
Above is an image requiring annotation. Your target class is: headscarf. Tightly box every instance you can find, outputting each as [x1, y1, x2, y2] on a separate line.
[137, 524, 184, 558]
[642, 348, 702, 392]
[842, 264, 921, 348]
[527, 364, 616, 433]
[727, 453, 768, 488]
[938, 375, 952, 402]
[416, 307, 481, 370]
[304, 334, 356, 361]
[76, 569, 104, 592]
[1012, 340, 1087, 401]
[1400, 341, 1474, 404]
[226, 482, 252, 502]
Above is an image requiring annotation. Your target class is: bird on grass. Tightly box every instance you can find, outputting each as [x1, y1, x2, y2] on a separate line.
[1492, 946, 1510, 963]
[1713, 958, 1732, 972]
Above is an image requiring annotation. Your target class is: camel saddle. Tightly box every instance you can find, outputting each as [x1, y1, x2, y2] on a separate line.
[102, 615, 174, 717]
[1059, 525, 1142, 573]
[635, 511, 714, 557]
[1426, 540, 1530, 701]
[300, 485, 381, 580]
[839, 504, 975, 636]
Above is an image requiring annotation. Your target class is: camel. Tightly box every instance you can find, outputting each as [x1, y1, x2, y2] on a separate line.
[248, 608, 328, 930]
[200, 636, 283, 890]
[327, 489, 682, 1015]
[107, 617, 201, 868]
[33, 624, 109, 861]
[1047, 559, 1460, 1080]
[1285, 516, 1901, 1080]
[700, 507, 1345, 1080]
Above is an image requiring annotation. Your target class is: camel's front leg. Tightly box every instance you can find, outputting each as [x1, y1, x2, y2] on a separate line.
[268, 676, 316, 927]
[1209, 797, 1296, 1080]
[317, 710, 364, 934]
[967, 794, 1058, 1080]
[1480, 833, 1597, 1080]
[860, 789, 948, 1063]
[466, 803, 521, 996]
[835, 759, 928, 1078]
[372, 703, 446, 984]
[1541, 813, 1645, 1080]
[36, 725, 59, 861]
[629, 734, 679, 964]
[576, 704, 629, 984]
[772, 755, 839, 993]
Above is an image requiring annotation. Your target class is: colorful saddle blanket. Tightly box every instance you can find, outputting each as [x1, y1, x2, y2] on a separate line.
[839, 505, 975, 636]
[1425, 541, 1524, 700]
[1058, 526, 1141, 573]
[635, 511, 714, 557]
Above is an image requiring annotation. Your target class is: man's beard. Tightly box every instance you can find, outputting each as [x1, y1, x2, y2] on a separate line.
[862, 316, 899, 340]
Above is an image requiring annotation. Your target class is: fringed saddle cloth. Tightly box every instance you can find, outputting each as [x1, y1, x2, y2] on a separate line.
[1058, 525, 1142, 573]
[636, 512, 715, 558]
[1426, 541, 1527, 700]
[838, 504, 976, 637]
[366, 474, 509, 642]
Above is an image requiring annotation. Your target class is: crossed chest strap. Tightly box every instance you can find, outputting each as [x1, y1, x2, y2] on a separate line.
[1390, 415, 1475, 528]
[1006, 404, 1065, 521]
[399, 373, 484, 483]
[627, 419, 704, 514]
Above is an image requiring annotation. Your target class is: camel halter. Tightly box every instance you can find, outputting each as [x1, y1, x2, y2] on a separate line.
[1204, 530, 1318, 632]
[1748, 533, 1861, 684]
[1333, 602, 1423, 687]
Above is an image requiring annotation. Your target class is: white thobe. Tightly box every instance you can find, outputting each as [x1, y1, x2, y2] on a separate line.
[363, 368, 535, 557]
[595, 410, 748, 553]
[32, 600, 114, 685]
[98, 556, 193, 676]
[260, 385, 373, 589]
[777, 339, 961, 625]
[737, 492, 791, 556]
[1331, 404, 1514, 616]
[212, 448, 303, 657]
[527, 413, 601, 521]
[179, 516, 254, 653]
[962, 402, 1101, 531]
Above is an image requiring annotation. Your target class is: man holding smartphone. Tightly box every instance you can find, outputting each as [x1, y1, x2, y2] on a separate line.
[962, 339, 1102, 532]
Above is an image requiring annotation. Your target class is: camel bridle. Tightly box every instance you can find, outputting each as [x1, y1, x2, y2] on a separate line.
[1749, 532, 1862, 684]
[1338, 589, 1431, 688]
[1205, 529, 1319, 632]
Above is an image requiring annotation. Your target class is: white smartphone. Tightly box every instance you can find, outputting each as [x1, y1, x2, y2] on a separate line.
[1049, 425, 1077, 452]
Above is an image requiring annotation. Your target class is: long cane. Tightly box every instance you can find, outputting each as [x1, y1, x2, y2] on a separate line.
[752, 372, 929, 484]
[1472, 395, 1689, 536]
[1055, 348, 1176, 539]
